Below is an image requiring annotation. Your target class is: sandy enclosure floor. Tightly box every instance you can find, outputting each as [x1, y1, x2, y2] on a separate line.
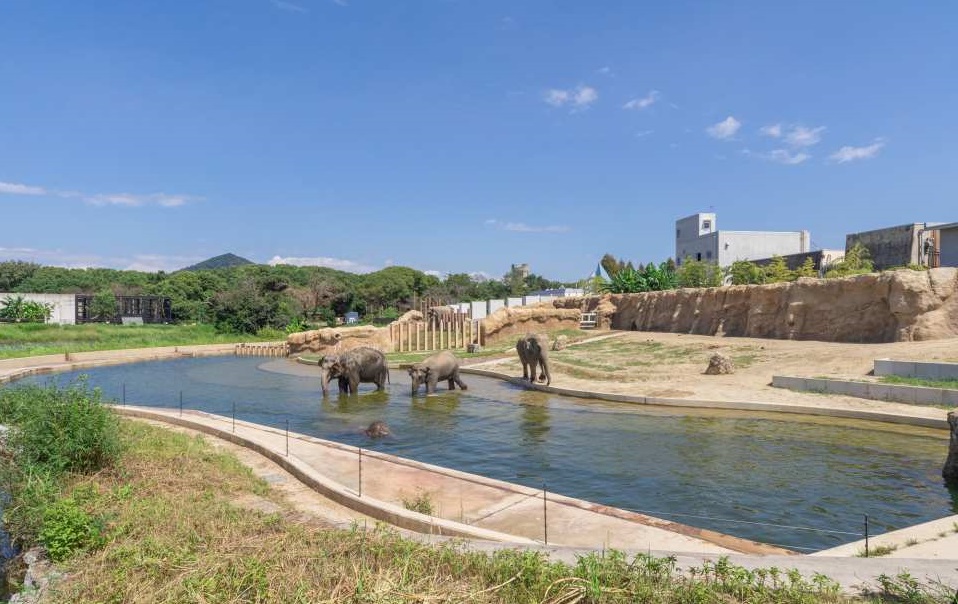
[472, 331, 958, 417]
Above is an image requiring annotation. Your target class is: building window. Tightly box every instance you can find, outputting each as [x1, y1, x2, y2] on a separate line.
[706, 251, 712, 260]
[702, 220, 711, 231]
[696, 252, 702, 261]
[676, 229, 681, 238]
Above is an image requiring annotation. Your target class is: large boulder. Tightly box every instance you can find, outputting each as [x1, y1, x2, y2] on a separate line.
[704, 353, 735, 375]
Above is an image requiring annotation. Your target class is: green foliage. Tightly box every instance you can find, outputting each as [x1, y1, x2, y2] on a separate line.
[0, 380, 122, 475]
[825, 242, 874, 278]
[89, 289, 118, 321]
[0, 381, 120, 550]
[728, 260, 765, 285]
[40, 494, 106, 561]
[284, 318, 309, 334]
[676, 257, 723, 288]
[401, 490, 435, 515]
[0, 295, 53, 323]
[794, 257, 818, 278]
[763, 255, 795, 283]
[599, 262, 677, 293]
[0, 260, 41, 291]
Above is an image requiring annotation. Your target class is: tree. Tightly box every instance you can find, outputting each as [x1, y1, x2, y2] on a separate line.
[825, 242, 874, 278]
[763, 256, 795, 283]
[89, 290, 118, 321]
[0, 261, 40, 291]
[599, 254, 626, 278]
[676, 257, 723, 288]
[728, 260, 765, 285]
[794, 257, 817, 279]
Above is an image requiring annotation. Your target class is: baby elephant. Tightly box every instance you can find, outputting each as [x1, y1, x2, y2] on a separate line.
[408, 350, 468, 395]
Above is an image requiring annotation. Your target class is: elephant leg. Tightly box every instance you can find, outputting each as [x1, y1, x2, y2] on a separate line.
[453, 370, 468, 390]
[427, 377, 438, 394]
[338, 376, 350, 393]
[348, 376, 359, 393]
[447, 377, 455, 390]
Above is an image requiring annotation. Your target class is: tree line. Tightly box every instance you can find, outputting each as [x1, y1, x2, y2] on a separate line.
[0, 261, 566, 334]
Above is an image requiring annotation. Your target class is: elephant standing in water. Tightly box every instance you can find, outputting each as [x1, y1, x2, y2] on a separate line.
[516, 333, 551, 386]
[318, 347, 389, 396]
[407, 350, 468, 395]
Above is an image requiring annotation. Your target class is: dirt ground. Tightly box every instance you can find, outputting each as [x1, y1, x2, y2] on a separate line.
[472, 330, 958, 418]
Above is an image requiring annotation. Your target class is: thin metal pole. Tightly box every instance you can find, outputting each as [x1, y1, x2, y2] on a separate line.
[543, 482, 548, 545]
[285, 419, 289, 456]
[358, 448, 363, 497]
[864, 514, 869, 557]
[179, 391, 183, 417]
[232, 401, 236, 433]
[122, 383, 126, 406]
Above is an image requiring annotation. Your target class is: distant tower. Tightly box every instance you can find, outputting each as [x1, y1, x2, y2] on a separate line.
[511, 263, 530, 279]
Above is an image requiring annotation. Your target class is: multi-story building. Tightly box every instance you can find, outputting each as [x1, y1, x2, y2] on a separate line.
[675, 213, 809, 266]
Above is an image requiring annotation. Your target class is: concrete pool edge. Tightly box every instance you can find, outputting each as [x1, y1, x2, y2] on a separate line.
[458, 367, 950, 430]
[111, 405, 789, 556]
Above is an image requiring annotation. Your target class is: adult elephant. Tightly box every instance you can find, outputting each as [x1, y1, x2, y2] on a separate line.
[408, 350, 468, 395]
[319, 347, 389, 396]
[516, 333, 551, 386]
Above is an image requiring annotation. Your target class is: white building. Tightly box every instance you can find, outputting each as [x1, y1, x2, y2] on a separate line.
[675, 213, 809, 266]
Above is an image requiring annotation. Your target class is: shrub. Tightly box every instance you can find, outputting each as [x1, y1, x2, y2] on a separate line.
[0, 379, 121, 475]
[676, 257, 723, 288]
[39, 495, 106, 561]
[825, 242, 874, 278]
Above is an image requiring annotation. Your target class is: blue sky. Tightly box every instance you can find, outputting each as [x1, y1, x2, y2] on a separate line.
[1, 1, 956, 282]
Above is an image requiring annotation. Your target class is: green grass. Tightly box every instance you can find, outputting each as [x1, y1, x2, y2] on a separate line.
[0, 323, 275, 359]
[879, 375, 958, 390]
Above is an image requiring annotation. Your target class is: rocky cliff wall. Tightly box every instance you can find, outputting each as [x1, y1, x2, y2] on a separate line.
[481, 305, 582, 345]
[596, 268, 958, 343]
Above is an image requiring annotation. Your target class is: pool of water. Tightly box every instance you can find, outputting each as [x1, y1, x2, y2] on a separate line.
[14, 356, 956, 552]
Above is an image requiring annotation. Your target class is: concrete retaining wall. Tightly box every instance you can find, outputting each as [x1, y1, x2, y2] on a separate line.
[874, 359, 958, 380]
[772, 375, 958, 407]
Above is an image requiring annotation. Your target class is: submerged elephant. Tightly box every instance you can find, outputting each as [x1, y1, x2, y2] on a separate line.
[516, 333, 551, 386]
[318, 347, 389, 396]
[408, 350, 468, 395]
[364, 420, 391, 438]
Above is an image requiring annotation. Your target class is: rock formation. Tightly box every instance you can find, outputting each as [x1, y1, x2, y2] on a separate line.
[552, 334, 569, 351]
[600, 268, 957, 343]
[481, 304, 581, 345]
[705, 353, 735, 375]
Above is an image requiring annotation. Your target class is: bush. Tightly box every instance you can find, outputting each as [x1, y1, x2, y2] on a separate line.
[39, 495, 106, 562]
[0, 380, 121, 475]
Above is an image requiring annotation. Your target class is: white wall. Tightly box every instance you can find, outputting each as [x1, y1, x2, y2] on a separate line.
[469, 300, 487, 319]
[506, 297, 523, 307]
[487, 299, 506, 314]
[717, 231, 807, 266]
[0, 293, 77, 324]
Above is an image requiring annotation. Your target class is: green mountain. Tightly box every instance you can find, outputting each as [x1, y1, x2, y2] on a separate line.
[181, 253, 255, 271]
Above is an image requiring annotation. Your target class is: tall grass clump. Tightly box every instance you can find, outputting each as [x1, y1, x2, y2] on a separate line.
[0, 379, 120, 551]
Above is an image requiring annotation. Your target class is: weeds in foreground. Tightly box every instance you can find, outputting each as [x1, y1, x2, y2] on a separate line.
[401, 489, 435, 515]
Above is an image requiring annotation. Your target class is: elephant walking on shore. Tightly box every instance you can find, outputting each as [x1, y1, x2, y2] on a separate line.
[319, 347, 389, 396]
[516, 333, 551, 386]
[408, 350, 468, 395]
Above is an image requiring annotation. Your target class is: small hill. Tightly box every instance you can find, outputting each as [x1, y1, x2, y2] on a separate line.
[181, 253, 255, 271]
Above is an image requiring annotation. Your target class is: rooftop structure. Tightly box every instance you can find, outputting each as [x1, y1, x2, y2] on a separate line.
[675, 213, 809, 266]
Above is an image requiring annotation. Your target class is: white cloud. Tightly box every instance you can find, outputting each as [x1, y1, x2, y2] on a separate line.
[635, 130, 654, 138]
[486, 219, 569, 233]
[760, 124, 782, 138]
[271, 0, 307, 11]
[543, 85, 598, 111]
[0, 181, 47, 195]
[767, 149, 811, 165]
[597, 66, 614, 77]
[829, 139, 886, 163]
[785, 125, 826, 148]
[0, 178, 200, 207]
[84, 192, 200, 207]
[623, 90, 659, 110]
[706, 116, 741, 140]
[0, 247, 201, 272]
[267, 255, 381, 273]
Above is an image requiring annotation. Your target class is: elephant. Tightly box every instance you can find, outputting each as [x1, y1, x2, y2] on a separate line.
[318, 347, 389, 396]
[516, 333, 551, 386]
[364, 420, 391, 438]
[407, 350, 468, 395]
